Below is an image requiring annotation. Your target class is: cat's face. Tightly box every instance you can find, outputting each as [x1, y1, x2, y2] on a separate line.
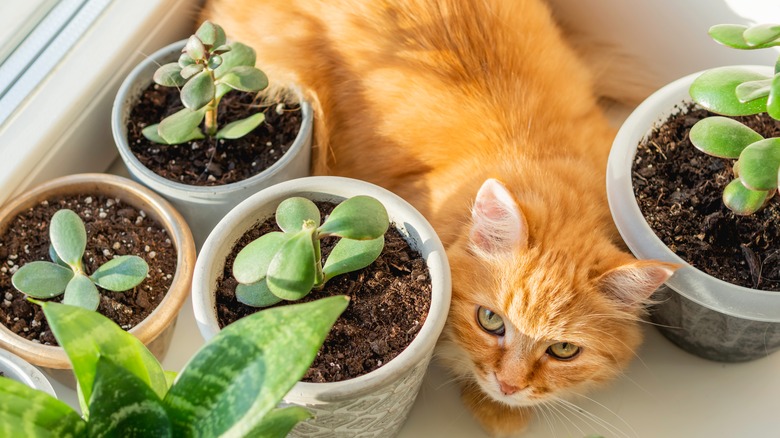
[438, 179, 675, 407]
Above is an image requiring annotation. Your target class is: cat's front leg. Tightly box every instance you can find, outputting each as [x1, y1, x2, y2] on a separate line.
[461, 382, 533, 437]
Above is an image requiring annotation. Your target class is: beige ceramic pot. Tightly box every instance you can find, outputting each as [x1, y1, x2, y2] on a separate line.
[0, 173, 195, 382]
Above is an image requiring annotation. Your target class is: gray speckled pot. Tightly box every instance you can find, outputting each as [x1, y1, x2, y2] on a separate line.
[0, 348, 56, 398]
[607, 66, 780, 362]
[112, 40, 313, 249]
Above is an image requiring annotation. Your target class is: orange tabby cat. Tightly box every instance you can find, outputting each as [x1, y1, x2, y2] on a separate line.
[201, 0, 677, 435]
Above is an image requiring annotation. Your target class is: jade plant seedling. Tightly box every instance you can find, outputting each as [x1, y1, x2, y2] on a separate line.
[143, 21, 269, 144]
[11, 209, 148, 311]
[232, 196, 389, 307]
[0, 296, 347, 437]
[688, 23, 780, 215]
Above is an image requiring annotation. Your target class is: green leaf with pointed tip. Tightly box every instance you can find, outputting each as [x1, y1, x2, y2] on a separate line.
[215, 113, 265, 140]
[11, 261, 72, 298]
[689, 117, 763, 158]
[153, 63, 185, 87]
[266, 230, 316, 300]
[735, 78, 773, 103]
[181, 71, 215, 111]
[63, 273, 100, 311]
[158, 107, 206, 144]
[87, 357, 172, 438]
[185, 35, 206, 60]
[50, 209, 86, 269]
[276, 197, 321, 233]
[708, 24, 778, 50]
[247, 407, 312, 438]
[323, 236, 384, 282]
[40, 301, 168, 409]
[738, 138, 780, 190]
[236, 280, 283, 307]
[219, 66, 268, 92]
[180, 63, 204, 79]
[723, 178, 769, 215]
[214, 42, 256, 78]
[178, 53, 195, 68]
[318, 196, 389, 239]
[233, 231, 290, 284]
[91, 255, 148, 291]
[768, 73, 780, 120]
[195, 21, 226, 47]
[0, 377, 86, 437]
[143, 123, 204, 145]
[164, 296, 348, 437]
[690, 67, 771, 115]
[743, 23, 780, 47]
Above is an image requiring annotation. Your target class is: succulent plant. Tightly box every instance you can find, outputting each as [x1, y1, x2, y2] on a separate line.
[688, 23, 780, 215]
[142, 21, 269, 145]
[232, 196, 389, 307]
[11, 209, 148, 310]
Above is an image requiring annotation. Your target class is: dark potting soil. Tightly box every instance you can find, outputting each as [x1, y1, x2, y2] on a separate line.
[126, 84, 302, 186]
[0, 195, 177, 345]
[215, 203, 432, 383]
[632, 103, 780, 291]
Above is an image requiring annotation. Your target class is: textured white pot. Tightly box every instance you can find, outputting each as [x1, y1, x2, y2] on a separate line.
[0, 348, 56, 398]
[112, 40, 313, 249]
[192, 176, 451, 437]
[607, 66, 780, 362]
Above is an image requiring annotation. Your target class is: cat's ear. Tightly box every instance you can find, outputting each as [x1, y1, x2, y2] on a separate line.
[597, 260, 679, 308]
[469, 178, 528, 254]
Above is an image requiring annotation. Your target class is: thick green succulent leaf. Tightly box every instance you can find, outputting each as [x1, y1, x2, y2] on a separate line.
[323, 236, 384, 282]
[49, 245, 68, 267]
[768, 73, 780, 120]
[178, 53, 195, 68]
[266, 230, 316, 300]
[0, 377, 86, 437]
[743, 23, 780, 47]
[233, 232, 290, 284]
[90, 255, 148, 292]
[143, 123, 204, 145]
[181, 71, 215, 111]
[50, 209, 86, 269]
[708, 24, 778, 50]
[219, 66, 268, 92]
[163, 296, 348, 438]
[689, 117, 763, 158]
[215, 113, 265, 140]
[216, 83, 233, 100]
[185, 35, 206, 60]
[180, 63, 205, 80]
[158, 107, 206, 144]
[246, 407, 312, 438]
[276, 197, 321, 233]
[689, 67, 771, 115]
[153, 62, 185, 87]
[208, 54, 223, 70]
[723, 178, 769, 215]
[318, 196, 389, 239]
[735, 78, 772, 103]
[40, 301, 168, 409]
[214, 42, 256, 78]
[235, 280, 283, 308]
[11, 261, 72, 298]
[62, 273, 100, 311]
[195, 21, 226, 48]
[739, 138, 780, 190]
[86, 357, 172, 438]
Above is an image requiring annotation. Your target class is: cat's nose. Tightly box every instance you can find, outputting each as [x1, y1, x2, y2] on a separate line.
[497, 379, 522, 395]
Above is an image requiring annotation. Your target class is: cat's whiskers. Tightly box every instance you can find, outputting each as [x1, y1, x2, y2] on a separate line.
[536, 402, 566, 437]
[542, 399, 588, 438]
[552, 396, 637, 438]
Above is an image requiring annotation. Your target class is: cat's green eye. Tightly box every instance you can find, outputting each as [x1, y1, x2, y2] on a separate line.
[547, 342, 581, 360]
[476, 306, 505, 336]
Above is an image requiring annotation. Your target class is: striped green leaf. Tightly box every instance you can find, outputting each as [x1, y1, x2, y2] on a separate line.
[318, 196, 389, 239]
[11, 261, 72, 298]
[323, 236, 385, 283]
[163, 296, 348, 438]
[246, 407, 312, 438]
[0, 376, 85, 437]
[233, 232, 290, 284]
[90, 255, 148, 292]
[50, 209, 86, 269]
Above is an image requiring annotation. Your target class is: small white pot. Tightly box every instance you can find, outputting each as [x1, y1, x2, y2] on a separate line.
[192, 176, 451, 437]
[0, 348, 56, 398]
[607, 66, 780, 362]
[112, 40, 313, 249]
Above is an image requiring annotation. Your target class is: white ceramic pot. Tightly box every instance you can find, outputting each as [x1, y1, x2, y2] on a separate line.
[112, 40, 313, 249]
[192, 176, 451, 437]
[0, 348, 56, 398]
[607, 66, 780, 362]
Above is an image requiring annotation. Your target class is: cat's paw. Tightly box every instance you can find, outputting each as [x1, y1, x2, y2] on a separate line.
[461, 383, 531, 437]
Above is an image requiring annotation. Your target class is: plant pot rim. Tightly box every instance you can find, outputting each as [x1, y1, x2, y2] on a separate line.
[192, 176, 452, 401]
[111, 38, 314, 197]
[0, 347, 56, 398]
[606, 64, 780, 323]
[0, 173, 196, 368]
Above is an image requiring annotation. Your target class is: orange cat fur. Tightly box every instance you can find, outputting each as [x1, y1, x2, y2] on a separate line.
[201, 0, 677, 435]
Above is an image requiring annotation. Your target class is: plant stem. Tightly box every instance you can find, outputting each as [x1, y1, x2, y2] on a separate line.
[204, 69, 219, 136]
[313, 236, 325, 288]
